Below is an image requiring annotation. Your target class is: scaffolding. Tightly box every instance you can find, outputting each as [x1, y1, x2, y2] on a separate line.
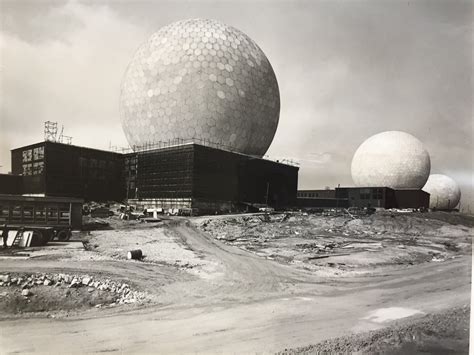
[111, 137, 300, 167]
[44, 121, 58, 142]
[124, 143, 299, 212]
[126, 144, 194, 200]
[44, 121, 72, 145]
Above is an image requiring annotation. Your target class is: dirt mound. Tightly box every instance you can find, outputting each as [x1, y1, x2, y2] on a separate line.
[0, 286, 117, 316]
[414, 211, 474, 227]
[279, 305, 470, 354]
[0, 272, 148, 318]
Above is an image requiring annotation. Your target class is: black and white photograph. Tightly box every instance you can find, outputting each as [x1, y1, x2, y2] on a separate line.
[0, 0, 472, 353]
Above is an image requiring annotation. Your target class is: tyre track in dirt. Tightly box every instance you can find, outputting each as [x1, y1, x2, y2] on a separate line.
[0, 219, 471, 353]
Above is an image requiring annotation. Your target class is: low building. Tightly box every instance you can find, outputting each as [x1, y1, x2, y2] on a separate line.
[11, 141, 125, 201]
[8, 141, 298, 212]
[296, 189, 347, 209]
[126, 143, 299, 214]
[393, 189, 430, 209]
[335, 187, 395, 209]
[296, 197, 349, 209]
[297, 189, 335, 199]
[335, 187, 429, 209]
[0, 174, 23, 195]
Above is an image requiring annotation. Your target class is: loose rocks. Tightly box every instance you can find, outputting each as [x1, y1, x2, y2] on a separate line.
[0, 272, 148, 306]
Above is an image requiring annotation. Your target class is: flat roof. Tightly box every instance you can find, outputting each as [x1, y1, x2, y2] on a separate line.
[336, 186, 395, 190]
[131, 142, 299, 169]
[11, 140, 298, 169]
[0, 194, 84, 203]
[336, 187, 427, 192]
[11, 140, 122, 156]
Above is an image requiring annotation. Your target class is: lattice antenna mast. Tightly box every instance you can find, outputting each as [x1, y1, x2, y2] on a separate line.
[44, 121, 58, 142]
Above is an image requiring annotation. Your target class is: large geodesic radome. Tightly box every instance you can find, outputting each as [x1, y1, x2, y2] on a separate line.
[351, 131, 431, 189]
[119, 18, 280, 157]
[423, 174, 461, 209]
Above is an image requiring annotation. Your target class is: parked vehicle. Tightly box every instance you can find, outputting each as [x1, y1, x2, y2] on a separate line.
[0, 194, 83, 244]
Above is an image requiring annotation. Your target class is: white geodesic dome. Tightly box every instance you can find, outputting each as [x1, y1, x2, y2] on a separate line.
[351, 131, 431, 189]
[119, 18, 280, 157]
[423, 174, 461, 209]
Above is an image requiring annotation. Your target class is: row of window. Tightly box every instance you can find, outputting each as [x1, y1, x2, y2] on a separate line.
[22, 147, 44, 162]
[0, 204, 70, 224]
[22, 162, 44, 176]
[298, 192, 321, 198]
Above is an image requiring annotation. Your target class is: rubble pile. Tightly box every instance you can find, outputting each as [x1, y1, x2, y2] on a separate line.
[197, 211, 471, 270]
[295, 242, 339, 253]
[0, 273, 147, 305]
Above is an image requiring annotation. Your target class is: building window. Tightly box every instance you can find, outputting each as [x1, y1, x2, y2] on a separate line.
[33, 162, 44, 175]
[22, 149, 32, 162]
[33, 147, 44, 160]
[22, 163, 33, 175]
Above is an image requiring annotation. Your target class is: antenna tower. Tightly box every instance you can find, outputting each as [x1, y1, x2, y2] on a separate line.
[44, 121, 58, 141]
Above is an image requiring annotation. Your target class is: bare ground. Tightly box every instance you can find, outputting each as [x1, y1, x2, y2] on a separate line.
[279, 305, 470, 354]
[0, 211, 472, 353]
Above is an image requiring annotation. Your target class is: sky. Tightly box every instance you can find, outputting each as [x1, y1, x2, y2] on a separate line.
[0, 0, 472, 211]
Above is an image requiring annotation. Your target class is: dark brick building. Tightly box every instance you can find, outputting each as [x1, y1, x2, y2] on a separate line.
[7, 141, 298, 212]
[296, 187, 430, 210]
[335, 187, 429, 209]
[11, 141, 125, 201]
[126, 143, 299, 213]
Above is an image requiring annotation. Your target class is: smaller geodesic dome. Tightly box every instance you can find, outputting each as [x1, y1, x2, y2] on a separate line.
[351, 131, 431, 189]
[423, 174, 461, 210]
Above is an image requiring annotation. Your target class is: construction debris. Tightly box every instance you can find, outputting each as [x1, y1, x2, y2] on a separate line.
[0, 272, 147, 305]
[197, 211, 470, 270]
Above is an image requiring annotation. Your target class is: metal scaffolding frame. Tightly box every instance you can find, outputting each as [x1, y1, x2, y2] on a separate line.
[125, 144, 194, 200]
[111, 137, 299, 167]
[44, 121, 58, 142]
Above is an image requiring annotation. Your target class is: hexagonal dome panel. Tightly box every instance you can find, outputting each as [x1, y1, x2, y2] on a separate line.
[119, 18, 280, 157]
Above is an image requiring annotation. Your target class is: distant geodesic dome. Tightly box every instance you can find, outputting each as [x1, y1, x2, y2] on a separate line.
[119, 18, 280, 157]
[351, 131, 431, 189]
[423, 174, 461, 209]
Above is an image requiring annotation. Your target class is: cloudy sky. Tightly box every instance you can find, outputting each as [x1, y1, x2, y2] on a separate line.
[1, 0, 472, 210]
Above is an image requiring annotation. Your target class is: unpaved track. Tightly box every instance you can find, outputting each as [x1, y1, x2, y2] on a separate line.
[0, 221, 471, 353]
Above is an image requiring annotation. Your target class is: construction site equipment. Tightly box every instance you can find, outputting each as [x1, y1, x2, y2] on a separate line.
[0, 194, 83, 243]
[127, 249, 143, 260]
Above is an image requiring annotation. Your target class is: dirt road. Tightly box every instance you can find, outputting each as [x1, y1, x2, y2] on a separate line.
[0, 220, 471, 353]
